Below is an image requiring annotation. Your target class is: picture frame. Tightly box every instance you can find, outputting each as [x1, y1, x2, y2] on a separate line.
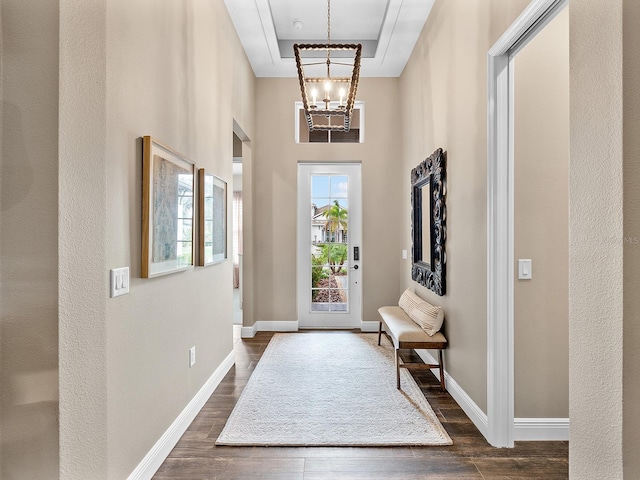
[411, 147, 446, 296]
[142, 136, 195, 278]
[198, 169, 227, 266]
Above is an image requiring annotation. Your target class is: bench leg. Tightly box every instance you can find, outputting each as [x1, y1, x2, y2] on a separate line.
[377, 321, 383, 345]
[396, 348, 401, 389]
[438, 349, 446, 391]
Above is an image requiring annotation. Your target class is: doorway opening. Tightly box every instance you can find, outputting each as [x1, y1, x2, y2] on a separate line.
[232, 131, 243, 326]
[297, 163, 362, 329]
[487, 0, 568, 447]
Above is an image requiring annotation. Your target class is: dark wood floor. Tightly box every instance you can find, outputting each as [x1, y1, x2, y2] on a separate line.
[153, 331, 568, 480]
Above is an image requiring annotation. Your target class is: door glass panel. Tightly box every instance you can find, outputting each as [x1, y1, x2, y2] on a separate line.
[310, 174, 349, 313]
[330, 176, 349, 198]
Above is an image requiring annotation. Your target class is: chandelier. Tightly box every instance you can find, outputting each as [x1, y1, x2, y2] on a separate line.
[294, 0, 362, 132]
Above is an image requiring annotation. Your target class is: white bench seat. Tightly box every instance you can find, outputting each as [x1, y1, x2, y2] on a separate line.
[378, 305, 448, 391]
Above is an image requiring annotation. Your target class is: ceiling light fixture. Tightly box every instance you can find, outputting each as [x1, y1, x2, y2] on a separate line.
[294, 0, 362, 132]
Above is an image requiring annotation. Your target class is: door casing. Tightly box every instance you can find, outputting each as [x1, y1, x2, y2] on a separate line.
[296, 162, 363, 329]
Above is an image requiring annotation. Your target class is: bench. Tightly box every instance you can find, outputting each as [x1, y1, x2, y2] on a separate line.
[377, 305, 448, 391]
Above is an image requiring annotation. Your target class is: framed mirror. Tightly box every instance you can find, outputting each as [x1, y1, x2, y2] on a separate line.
[411, 148, 446, 296]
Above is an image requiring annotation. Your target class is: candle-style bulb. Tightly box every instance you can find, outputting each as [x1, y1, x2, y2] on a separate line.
[323, 81, 331, 109]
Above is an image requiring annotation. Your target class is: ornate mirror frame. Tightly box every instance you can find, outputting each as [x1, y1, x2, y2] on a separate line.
[411, 148, 446, 296]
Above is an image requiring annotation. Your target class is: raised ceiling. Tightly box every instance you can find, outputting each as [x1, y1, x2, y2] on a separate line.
[223, 0, 435, 77]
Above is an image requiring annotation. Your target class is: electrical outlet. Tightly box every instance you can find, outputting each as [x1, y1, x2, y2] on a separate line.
[189, 346, 196, 367]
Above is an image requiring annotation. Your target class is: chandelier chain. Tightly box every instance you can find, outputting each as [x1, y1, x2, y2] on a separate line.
[293, 0, 361, 132]
[327, 0, 331, 45]
[326, 0, 331, 76]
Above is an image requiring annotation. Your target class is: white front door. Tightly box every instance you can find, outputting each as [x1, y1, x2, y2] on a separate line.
[297, 163, 362, 328]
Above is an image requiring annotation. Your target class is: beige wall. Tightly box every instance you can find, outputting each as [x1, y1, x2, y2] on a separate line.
[59, 0, 109, 476]
[570, 0, 626, 477]
[624, 1, 640, 476]
[0, 0, 60, 478]
[513, 8, 569, 419]
[3, 1, 640, 478]
[253, 78, 403, 324]
[58, 0, 256, 477]
[399, 0, 529, 413]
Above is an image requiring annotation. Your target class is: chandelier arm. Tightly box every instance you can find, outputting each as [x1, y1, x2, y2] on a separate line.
[305, 78, 352, 83]
[329, 62, 356, 67]
[295, 43, 360, 51]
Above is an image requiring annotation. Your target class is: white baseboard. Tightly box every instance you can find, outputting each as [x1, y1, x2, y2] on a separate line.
[415, 350, 569, 442]
[127, 350, 236, 480]
[360, 320, 379, 332]
[241, 320, 299, 338]
[240, 323, 258, 338]
[241, 320, 377, 337]
[514, 418, 569, 441]
[416, 349, 489, 439]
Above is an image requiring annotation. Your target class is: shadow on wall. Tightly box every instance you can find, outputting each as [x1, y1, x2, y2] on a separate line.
[1, 104, 59, 477]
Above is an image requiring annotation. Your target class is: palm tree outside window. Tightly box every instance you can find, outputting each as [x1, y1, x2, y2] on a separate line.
[323, 200, 347, 244]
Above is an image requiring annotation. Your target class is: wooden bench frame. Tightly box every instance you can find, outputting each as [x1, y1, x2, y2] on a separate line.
[377, 316, 447, 392]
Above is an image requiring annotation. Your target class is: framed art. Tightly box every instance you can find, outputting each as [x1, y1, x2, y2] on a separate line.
[142, 136, 195, 278]
[198, 169, 227, 266]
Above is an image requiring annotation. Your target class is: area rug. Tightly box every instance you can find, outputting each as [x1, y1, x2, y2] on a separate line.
[215, 332, 452, 446]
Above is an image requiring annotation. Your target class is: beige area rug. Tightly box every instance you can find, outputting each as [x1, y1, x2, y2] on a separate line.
[215, 332, 453, 446]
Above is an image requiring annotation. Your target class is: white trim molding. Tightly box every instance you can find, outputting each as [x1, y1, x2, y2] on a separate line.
[417, 350, 568, 442]
[360, 320, 380, 332]
[240, 320, 299, 338]
[127, 350, 236, 480]
[514, 418, 570, 441]
[487, 0, 568, 448]
[241, 320, 377, 338]
[240, 323, 258, 339]
[416, 350, 489, 439]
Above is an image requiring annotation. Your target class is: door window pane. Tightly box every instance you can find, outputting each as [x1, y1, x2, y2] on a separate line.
[310, 174, 350, 313]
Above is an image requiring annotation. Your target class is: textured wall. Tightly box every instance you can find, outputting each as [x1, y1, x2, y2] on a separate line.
[569, 0, 624, 477]
[6, 0, 639, 477]
[104, 1, 255, 477]
[0, 0, 60, 478]
[513, 8, 569, 419]
[398, 0, 529, 413]
[59, 0, 109, 477]
[253, 78, 403, 325]
[59, 0, 256, 477]
[623, 0, 640, 477]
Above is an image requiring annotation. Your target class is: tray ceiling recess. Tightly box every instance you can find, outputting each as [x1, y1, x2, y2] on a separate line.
[223, 0, 435, 78]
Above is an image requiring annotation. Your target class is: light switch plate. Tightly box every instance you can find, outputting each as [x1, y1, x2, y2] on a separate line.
[110, 267, 130, 297]
[518, 259, 532, 280]
[189, 346, 196, 367]
[402, 249, 408, 260]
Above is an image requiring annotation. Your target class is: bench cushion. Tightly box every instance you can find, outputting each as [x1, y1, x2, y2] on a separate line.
[378, 306, 447, 346]
[398, 288, 444, 336]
